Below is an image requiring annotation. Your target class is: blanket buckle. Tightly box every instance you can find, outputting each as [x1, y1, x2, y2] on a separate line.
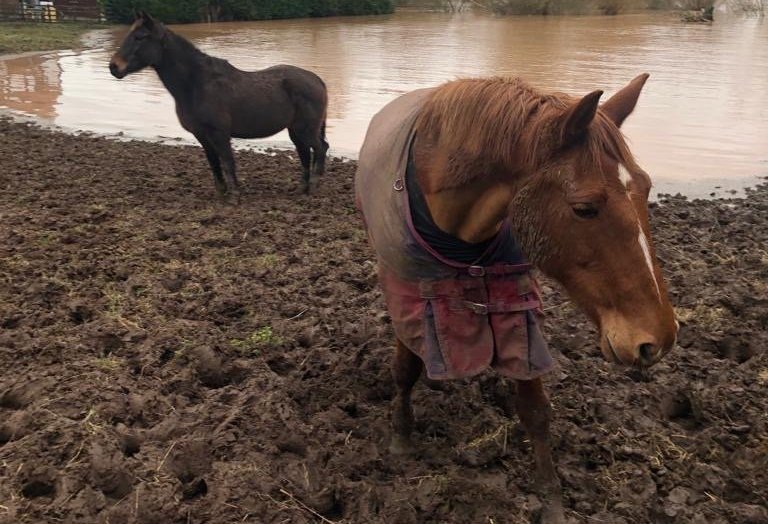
[468, 265, 485, 277]
[465, 301, 489, 315]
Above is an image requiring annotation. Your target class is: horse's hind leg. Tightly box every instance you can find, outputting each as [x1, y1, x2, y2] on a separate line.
[288, 129, 312, 194]
[390, 338, 422, 455]
[515, 378, 565, 524]
[311, 122, 329, 178]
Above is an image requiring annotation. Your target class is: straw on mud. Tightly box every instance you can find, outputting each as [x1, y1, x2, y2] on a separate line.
[286, 308, 308, 320]
[65, 441, 85, 467]
[278, 488, 337, 524]
[213, 394, 254, 437]
[156, 441, 177, 474]
[543, 300, 570, 312]
[221, 500, 257, 521]
[704, 491, 722, 503]
[254, 491, 315, 521]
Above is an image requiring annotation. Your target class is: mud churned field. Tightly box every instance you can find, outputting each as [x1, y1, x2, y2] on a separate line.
[0, 118, 766, 523]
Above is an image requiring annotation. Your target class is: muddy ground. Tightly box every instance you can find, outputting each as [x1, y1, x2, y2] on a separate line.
[0, 117, 766, 524]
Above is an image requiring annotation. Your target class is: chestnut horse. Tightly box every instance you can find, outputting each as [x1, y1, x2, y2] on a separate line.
[355, 75, 677, 523]
[109, 12, 329, 200]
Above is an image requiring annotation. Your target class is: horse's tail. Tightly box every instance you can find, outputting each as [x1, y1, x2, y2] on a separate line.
[319, 88, 328, 152]
[320, 77, 328, 141]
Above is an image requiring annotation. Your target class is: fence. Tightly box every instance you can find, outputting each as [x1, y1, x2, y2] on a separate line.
[0, 0, 104, 21]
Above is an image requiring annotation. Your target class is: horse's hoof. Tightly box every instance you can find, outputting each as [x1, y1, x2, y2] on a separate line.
[422, 376, 449, 391]
[539, 496, 566, 524]
[301, 177, 319, 195]
[225, 192, 241, 206]
[540, 508, 566, 524]
[388, 435, 415, 456]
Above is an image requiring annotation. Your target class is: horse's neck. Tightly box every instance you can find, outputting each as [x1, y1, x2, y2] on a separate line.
[422, 183, 514, 243]
[154, 33, 204, 102]
[413, 140, 516, 243]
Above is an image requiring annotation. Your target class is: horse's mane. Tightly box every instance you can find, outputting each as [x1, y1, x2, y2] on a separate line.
[414, 77, 641, 187]
[165, 28, 232, 71]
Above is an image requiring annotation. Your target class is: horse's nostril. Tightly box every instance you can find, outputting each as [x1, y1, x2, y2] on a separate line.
[638, 343, 657, 363]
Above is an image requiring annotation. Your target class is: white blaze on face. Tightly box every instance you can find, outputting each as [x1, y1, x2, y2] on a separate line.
[637, 220, 662, 300]
[618, 163, 662, 301]
[618, 164, 632, 187]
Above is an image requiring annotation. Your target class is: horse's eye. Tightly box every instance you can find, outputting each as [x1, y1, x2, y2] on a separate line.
[572, 203, 599, 219]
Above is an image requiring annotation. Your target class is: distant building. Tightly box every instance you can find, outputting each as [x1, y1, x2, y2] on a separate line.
[54, 0, 102, 20]
[0, 0, 21, 19]
[0, 0, 103, 20]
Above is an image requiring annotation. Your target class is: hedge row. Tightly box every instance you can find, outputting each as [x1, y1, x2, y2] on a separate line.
[102, 0, 394, 24]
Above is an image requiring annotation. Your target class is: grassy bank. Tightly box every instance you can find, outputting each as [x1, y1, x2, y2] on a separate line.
[0, 22, 106, 55]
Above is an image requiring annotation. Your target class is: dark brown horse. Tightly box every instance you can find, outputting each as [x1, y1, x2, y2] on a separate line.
[356, 74, 678, 523]
[109, 12, 329, 200]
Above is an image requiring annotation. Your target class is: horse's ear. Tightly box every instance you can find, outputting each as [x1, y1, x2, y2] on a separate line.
[561, 90, 603, 146]
[601, 73, 650, 127]
[142, 12, 156, 29]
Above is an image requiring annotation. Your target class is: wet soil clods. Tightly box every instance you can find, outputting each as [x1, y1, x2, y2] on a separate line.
[0, 118, 766, 522]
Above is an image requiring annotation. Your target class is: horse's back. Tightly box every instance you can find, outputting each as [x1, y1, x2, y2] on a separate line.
[253, 64, 326, 100]
[218, 64, 326, 137]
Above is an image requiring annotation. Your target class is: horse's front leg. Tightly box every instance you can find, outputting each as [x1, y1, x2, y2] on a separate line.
[196, 138, 227, 197]
[515, 378, 565, 524]
[207, 132, 240, 204]
[390, 338, 422, 455]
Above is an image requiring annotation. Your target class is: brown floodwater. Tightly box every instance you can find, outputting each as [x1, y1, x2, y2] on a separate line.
[1, 11, 766, 196]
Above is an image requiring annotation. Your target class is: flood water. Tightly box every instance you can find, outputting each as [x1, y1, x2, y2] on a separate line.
[1, 11, 767, 197]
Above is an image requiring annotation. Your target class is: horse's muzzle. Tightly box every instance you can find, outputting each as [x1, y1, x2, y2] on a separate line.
[109, 53, 128, 79]
[601, 330, 675, 369]
[109, 61, 126, 79]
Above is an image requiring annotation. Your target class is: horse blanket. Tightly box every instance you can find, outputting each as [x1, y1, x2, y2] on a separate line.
[355, 88, 554, 380]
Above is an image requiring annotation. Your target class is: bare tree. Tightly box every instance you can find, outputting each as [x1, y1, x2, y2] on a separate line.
[726, 0, 765, 15]
[442, 0, 472, 12]
[676, 0, 714, 9]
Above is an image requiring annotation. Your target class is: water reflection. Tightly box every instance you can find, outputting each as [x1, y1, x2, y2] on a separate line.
[1, 11, 766, 196]
[0, 54, 62, 119]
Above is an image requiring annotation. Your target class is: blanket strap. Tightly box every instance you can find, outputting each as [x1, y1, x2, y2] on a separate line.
[461, 298, 541, 315]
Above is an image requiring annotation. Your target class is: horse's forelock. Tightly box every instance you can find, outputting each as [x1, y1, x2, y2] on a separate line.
[587, 112, 643, 181]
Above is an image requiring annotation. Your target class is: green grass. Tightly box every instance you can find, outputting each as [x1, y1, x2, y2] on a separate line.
[230, 326, 283, 354]
[0, 22, 106, 55]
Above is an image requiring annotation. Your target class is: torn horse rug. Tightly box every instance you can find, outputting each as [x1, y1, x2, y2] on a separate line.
[355, 88, 554, 380]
